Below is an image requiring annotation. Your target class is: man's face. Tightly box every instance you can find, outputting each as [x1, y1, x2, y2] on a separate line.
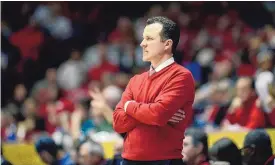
[46, 68, 57, 82]
[79, 145, 101, 165]
[140, 23, 166, 62]
[38, 151, 54, 164]
[182, 136, 200, 164]
[236, 78, 253, 102]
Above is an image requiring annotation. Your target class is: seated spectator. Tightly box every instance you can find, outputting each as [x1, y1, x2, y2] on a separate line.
[35, 136, 75, 165]
[78, 141, 106, 165]
[89, 85, 122, 132]
[70, 99, 96, 141]
[9, 18, 44, 72]
[17, 98, 46, 142]
[38, 87, 75, 134]
[4, 84, 27, 122]
[31, 3, 72, 40]
[202, 79, 233, 131]
[255, 71, 275, 127]
[242, 129, 273, 165]
[57, 49, 87, 91]
[1, 111, 17, 142]
[209, 138, 242, 165]
[31, 68, 57, 103]
[267, 78, 275, 127]
[108, 16, 136, 45]
[256, 50, 274, 74]
[182, 128, 210, 165]
[85, 42, 119, 82]
[222, 77, 266, 130]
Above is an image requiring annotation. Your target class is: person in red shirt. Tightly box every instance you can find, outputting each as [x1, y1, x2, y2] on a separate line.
[182, 128, 210, 165]
[113, 16, 195, 165]
[223, 77, 266, 130]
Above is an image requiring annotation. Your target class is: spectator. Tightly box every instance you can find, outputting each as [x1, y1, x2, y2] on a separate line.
[223, 77, 266, 130]
[17, 98, 46, 142]
[255, 71, 274, 113]
[108, 16, 136, 45]
[85, 42, 119, 82]
[70, 99, 95, 141]
[38, 87, 75, 134]
[35, 136, 75, 165]
[257, 50, 274, 71]
[83, 41, 120, 71]
[57, 49, 87, 90]
[182, 128, 210, 165]
[31, 2, 72, 40]
[78, 141, 106, 165]
[4, 84, 27, 122]
[1, 111, 17, 142]
[209, 138, 242, 165]
[266, 78, 275, 127]
[89, 86, 116, 132]
[242, 129, 273, 165]
[9, 18, 44, 72]
[202, 79, 233, 130]
[31, 68, 57, 103]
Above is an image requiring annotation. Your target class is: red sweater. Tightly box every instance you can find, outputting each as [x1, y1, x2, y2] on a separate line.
[226, 98, 266, 129]
[113, 63, 195, 161]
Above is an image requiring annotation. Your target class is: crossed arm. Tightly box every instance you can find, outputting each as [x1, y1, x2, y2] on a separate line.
[113, 72, 195, 133]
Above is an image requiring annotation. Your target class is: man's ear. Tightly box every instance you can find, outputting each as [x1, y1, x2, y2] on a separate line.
[164, 39, 173, 51]
[196, 143, 204, 155]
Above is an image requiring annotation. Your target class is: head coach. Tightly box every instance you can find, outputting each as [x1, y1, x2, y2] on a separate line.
[113, 16, 195, 165]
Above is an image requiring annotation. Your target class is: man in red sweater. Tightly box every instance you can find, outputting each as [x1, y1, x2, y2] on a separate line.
[113, 16, 195, 165]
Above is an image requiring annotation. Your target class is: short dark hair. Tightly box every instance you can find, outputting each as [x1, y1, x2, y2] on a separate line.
[209, 138, 242, 165]
[146, 16, 180, 54]
[243, 129, 273, 163]
[35, 136, 58, 158]
[185, 128, 208, 158]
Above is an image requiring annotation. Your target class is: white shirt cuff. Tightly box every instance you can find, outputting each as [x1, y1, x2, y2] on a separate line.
[124, 101, 134, 112]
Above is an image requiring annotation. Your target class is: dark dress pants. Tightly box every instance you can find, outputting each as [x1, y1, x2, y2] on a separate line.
[122, 159, 184, 165]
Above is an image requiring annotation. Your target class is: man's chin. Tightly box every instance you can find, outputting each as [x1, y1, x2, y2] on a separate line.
[142, 57, 150, 62]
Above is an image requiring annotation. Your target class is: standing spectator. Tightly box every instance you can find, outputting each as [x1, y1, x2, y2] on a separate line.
[182, 128, 210, 165]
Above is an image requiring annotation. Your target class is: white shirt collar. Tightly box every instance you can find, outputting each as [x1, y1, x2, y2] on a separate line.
[150, 57, 175, 72]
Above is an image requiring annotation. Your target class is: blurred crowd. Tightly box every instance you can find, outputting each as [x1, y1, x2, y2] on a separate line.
[1, 1, 275, 165]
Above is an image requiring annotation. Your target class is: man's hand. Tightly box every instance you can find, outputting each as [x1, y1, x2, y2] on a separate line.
[124, 100, 185, 124]
[89, 87, 109, 115]
[168, 109, 185, 123]
[89, 87, 114, 124]
[228, 97, 242, 114]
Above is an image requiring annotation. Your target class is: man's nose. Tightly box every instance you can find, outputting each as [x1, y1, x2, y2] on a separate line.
[140, 39, 146, 47]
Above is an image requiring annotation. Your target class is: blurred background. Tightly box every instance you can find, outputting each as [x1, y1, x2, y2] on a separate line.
[1, 1, 275, 165]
